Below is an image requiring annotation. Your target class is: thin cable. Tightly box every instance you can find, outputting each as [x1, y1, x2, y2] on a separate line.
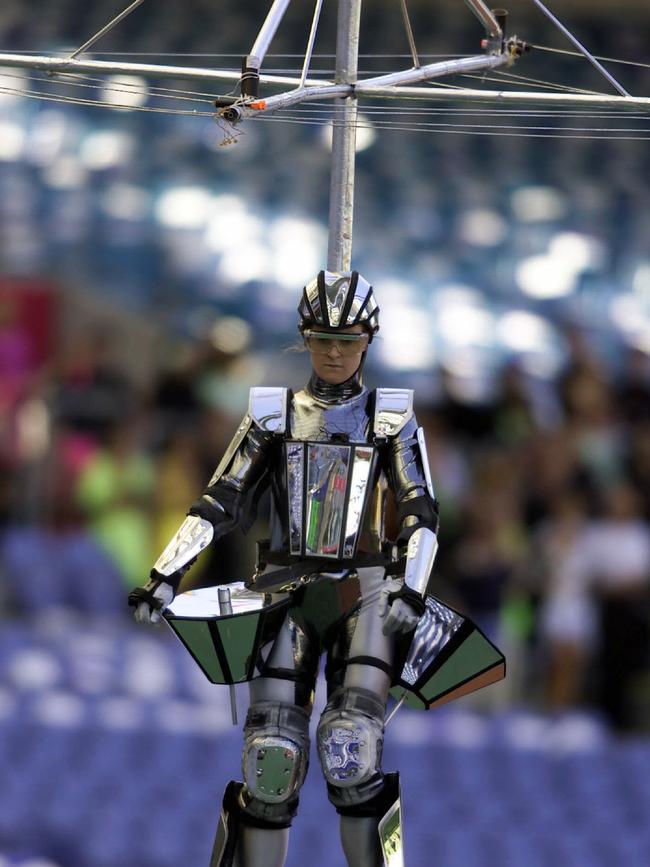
[528, 0, 629, 97]
[69, 0, 147, 60]
[300, 0, 325, 87]
[264, 106, 650, 130]
[271, 111, 650, 134]
[4, 81, 647, 139]
[0, 84, 213, 117]
[532, 43, 650, 72]
[292, 102, 650, 120]
[253, 114, 650, 140]
[479, 69, 606, 95]
[0, 69, 213, 108]
[461, 71, 605, 96]
[399, 0, 420, 69]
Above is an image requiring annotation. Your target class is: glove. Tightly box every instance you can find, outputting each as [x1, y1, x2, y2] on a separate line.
[128, 570, 177, 625]
[379, 578, 426, 636]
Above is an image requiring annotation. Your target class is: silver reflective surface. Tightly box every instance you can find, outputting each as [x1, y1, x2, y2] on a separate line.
[343, 446, 374, 557]
[305, 443, 351, 557]
[344, 273, 374, 326]
[286, 442, 304, 554]
[166, 581, 266, 618]
[401, 596, 464, 686]
[249, 386, 287, 433]
[404, 527, 438, 596]
[374, 388, 413, 437]
[322, 271, 351, 327]
[153, 514, 214, 576]
[416, 426, 436, 500]
[305, 277, 324, 322]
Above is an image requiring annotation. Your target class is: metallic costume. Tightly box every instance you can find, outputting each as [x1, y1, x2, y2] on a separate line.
[130, 271, 441, 867]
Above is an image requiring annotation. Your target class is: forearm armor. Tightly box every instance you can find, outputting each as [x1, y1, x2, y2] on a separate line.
[152, 514, 217, 585]
[403, 526, 438, 596]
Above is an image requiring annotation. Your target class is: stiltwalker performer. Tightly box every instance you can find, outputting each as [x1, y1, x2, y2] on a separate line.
[129, 271, 440, 867]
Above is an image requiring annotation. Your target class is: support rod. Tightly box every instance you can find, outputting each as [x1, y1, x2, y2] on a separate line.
[357, 52, 509, 90]
[300, 0, 325, 88]
[463, 0, 503, 39]
[252, 53, 513, 113]
[399, 0, 420, 69]
[0, 52, 325, 87]
[327, 0, 363, 273]
[247, 0, 292, 69]
[529, 0, 628, 97]
[68, 0, 147, 60]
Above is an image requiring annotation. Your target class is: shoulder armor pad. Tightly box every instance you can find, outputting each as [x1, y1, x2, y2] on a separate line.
[249, 387, 288, 434]
[373, 388, 414, 438]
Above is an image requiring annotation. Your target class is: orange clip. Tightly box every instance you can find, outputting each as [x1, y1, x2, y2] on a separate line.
[250, 100, 267, 110]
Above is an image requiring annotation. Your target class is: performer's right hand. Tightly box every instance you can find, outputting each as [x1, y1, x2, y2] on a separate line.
[128, 570, 177, 625]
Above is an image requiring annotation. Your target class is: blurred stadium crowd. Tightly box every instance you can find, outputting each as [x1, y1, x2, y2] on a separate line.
[1, 286, 649, 732]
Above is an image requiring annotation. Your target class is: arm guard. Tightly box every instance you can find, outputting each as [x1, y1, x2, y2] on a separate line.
[387, 413, 439, 542]
[403, 526, 438, 596]
[374, 389, 439, 597]
[152, 514, 215, 582]
[150, 388, 287, 582]
[192, 387, 287, 536]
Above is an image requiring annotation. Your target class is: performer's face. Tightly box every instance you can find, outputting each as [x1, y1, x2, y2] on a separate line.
[306, 324, 369, 384]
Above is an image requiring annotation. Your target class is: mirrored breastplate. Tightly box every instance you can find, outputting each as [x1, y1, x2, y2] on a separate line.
[279, 386, 377, 560]
[285, 441, 376, 559]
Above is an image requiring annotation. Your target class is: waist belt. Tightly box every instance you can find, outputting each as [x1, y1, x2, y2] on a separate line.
[250, 541, 406, 592]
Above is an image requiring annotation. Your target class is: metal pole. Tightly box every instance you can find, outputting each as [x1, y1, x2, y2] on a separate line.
[326, 0, 363, 273]
[218, 587, 238, 726]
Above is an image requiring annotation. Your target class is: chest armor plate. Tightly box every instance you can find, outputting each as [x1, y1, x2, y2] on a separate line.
[285, 441, 376, 559]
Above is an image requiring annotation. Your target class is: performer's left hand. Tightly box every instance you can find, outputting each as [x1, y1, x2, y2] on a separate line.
[380, 579, 421, 635]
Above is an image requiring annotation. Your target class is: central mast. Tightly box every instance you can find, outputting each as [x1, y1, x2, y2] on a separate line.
[327, 0, 363, 272]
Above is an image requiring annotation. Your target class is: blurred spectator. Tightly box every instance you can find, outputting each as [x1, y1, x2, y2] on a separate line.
[537, 490, 594, 712]
[450, 449, 528, 641]
[76, 419, 155, 588]
[591, 484, 650, 730]
[615, 347, 650, 425]
[50, 326, 137, 442]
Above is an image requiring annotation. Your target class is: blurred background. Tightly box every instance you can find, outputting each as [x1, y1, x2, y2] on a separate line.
[1, 0, 650, 865]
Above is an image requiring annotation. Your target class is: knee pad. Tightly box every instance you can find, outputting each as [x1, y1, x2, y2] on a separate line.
[317, 687, 385, 803]
[242, 701, 310, 810]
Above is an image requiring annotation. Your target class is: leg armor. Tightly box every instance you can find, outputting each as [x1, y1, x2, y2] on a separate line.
[209, 781, 290, 867]
[338, 773, 404, 867]
[210, 702, 309, 867]
[241, 700, 310, 826]
[317, 686, 386, 810]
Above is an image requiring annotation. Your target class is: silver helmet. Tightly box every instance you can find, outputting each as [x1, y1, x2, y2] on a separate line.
[298, 271, 380, 341]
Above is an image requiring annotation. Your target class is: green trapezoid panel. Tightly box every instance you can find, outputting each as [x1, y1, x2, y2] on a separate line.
[420, 629, 504, 704]
[172, 620, 225, 683]
[216, 613, 261, 683]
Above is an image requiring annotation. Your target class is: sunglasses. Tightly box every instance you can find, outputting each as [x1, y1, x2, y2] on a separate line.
[303, 329, 369, 356]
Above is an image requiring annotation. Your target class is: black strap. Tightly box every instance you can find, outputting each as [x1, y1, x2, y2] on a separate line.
[326, 655, 393, 681]
[256, 659, 315, 686]
[127, 585, 164, 610]
[150, 567, 182, 592]
[396, 495, 440, 536]
[387, 585, 426, 617]
[334, 772, 399, 818]
[257, 542, 389, 570]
